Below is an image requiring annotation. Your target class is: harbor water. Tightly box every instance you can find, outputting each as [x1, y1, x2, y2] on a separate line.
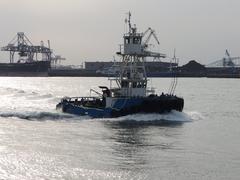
[0, 77, 239, 179]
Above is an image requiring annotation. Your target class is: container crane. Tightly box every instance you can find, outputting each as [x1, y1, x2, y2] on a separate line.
[51, 55, 66, 66]
[1, 32, 52, 63]
[46, 39, 66, 66]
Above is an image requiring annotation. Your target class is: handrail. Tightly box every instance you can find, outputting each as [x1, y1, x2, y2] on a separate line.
[62, 96, 101, 101]
[90, 88, 102, 96]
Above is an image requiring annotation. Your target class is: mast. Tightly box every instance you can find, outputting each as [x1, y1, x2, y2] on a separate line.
[127, 11, 132, 33]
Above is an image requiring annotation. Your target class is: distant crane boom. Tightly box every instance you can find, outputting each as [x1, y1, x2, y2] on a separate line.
[207, 49, 240, 67]
[152, 31, 160, 45]
[143, 28, 160, 45]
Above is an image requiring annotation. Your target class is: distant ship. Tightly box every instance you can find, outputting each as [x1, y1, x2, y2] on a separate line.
[0, 61, 51, 76]
[0, 32, 64, 77]
[96, 59, 120, 76]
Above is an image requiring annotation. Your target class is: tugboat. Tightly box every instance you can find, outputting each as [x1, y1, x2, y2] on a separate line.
[56, 13, 184, 118]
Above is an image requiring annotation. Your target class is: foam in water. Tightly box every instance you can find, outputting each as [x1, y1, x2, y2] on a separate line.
[96, 110, 204, 123]
[0, 110, 203, 122]
[116, 111, 193, 122]
[186, 111, 205, 121]
[0, 111, 76, 121]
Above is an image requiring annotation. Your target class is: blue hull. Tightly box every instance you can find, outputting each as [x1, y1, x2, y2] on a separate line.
[57, 96, 184, 118]
[60, 103, 112, 118]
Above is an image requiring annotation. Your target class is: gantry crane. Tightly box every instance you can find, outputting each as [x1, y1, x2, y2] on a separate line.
[1, 32, 65, 64]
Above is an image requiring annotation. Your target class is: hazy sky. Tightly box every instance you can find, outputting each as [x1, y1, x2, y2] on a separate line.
[0, 0, 239, 65]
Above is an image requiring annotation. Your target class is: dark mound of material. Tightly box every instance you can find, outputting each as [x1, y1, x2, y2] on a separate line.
[181, 60, 206, 72]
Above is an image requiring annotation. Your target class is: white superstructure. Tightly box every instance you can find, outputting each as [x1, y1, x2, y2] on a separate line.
[110, 12, 166, 97]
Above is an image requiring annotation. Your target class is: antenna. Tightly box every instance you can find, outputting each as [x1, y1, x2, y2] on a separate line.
[128, 11, 132, 33]
[47, 40, 51, 49]
[168, 48, 178, 95]
[124, 17, 128, 33]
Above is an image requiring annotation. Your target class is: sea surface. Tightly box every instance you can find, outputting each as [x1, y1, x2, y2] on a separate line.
[0, 77, 239, 180]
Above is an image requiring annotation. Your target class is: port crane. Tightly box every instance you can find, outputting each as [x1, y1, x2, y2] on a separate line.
[51, 55, 66, 66]
[46, 40, 66, 66]
[1, 32, 52, 63]
[1, 32, 65, 64]
[207, 49, 240, 67]
[223, 50, 238, 67]
[141, 26, 164, 59]
[142, 27, 160, 48]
